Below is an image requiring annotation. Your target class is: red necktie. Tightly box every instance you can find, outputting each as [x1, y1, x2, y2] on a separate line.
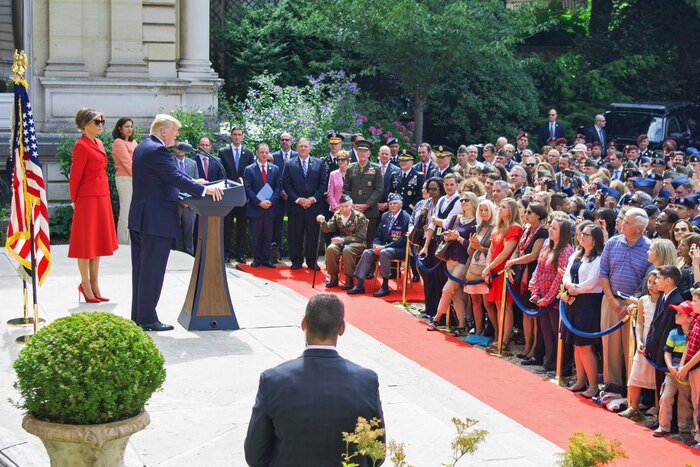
[424, 165, 428, 177]
[203, 156, 209, 178]
[262, 164, 267, 183]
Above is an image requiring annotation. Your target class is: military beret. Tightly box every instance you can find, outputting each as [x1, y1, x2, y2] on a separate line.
[664, 138, 678, 151]
[597, 183, 621, 200]
[643, 205, 660, 217]
[656, 188, 674, 199]
[386, 137, 399, 146]
[652, 157, 667, 167]
[687, 147, 700, 156]
[663, 170, 678, 179]
[327, 132, 344, 143]
[555, 137, 568, 145]
[388, 193, 403, 202]
[648, 173, 663, 181]
[481, 164, 495, 174]
[689, 154, 700, 163]
[625, 144, 639, 151]
[677, 166, 694, 176]
[624, 161, 638, 169]
[633, 178, 656, 189]
[626, 169, 643, 178]
[639, 156, 651, 164]
[637, 134, 649, 144]
[434, 145, 454, 158]
[398, 149, 416, 161]
[672, 175, 690, 189]
[516, 132, 528, 140]
[575, 133, 586, 140]
[356, 140, 373, 150]
[607, 140, 618, 149]
[583, 158, 598, 168]
[675, 197, 697, 209]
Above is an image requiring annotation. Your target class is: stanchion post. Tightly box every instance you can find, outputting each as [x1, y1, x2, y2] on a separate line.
[402, 236, 410, 306]
[496, 271, 507, 355]
[627, 306, 637, 388]
[551, 303, 564, 385]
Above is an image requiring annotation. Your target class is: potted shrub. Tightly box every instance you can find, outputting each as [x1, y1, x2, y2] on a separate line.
[13, 312, 166, 466]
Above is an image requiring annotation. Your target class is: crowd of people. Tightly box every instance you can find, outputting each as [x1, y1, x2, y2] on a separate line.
[68, 106, 700, 445]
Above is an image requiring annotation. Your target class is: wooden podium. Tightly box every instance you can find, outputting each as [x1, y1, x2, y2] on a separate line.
[177, 180, 246, 331]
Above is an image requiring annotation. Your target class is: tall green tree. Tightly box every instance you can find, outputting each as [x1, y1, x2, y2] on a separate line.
[302, 0, 545, 144]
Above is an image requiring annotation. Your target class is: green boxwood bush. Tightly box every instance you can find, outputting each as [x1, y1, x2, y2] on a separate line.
[13, 312, 166, 425]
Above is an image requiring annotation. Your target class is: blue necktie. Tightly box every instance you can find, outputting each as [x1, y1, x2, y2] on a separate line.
[302, 159, 308, 177]
[178, 159, 185, 173]
[234, 147, 240, 170]
[550, 123, 555, 138]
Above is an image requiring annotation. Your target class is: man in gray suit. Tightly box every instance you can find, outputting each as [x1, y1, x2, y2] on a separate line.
[173, 141, 200, 256]
[244, 293, 385, 467]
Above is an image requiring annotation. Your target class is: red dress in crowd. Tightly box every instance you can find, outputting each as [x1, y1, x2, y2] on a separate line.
[68, 135, 118, 258]
[487, 223, 523, 305]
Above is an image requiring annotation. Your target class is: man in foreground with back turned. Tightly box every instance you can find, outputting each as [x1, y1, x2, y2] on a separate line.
[244, 293, 385, 466]
[129, 114, 223, 331]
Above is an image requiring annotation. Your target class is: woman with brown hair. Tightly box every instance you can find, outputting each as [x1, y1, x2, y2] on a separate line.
[69, 108, 119, 303]
[482, 198, 522, 349]
[111, 117, 137, 244]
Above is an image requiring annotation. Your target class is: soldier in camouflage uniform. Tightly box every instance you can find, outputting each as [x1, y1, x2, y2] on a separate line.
[317, 195, 368, 290]
[343, 140, 383, 245]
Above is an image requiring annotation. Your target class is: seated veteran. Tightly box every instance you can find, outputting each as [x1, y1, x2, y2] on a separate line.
[316, 195, 368, 289]
[348, 193, 411, 297]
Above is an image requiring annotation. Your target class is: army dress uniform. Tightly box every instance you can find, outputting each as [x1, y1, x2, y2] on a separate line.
[320, 209, 368, 279]
[343, 142, 383, 244]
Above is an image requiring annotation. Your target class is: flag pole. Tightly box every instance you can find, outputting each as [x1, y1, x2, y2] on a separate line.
[16, 219, 39, 344]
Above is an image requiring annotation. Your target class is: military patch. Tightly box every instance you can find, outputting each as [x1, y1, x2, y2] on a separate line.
[407, 190, 412, 196]
[368, 181, 372, 186]
[358, 189, 363, 196]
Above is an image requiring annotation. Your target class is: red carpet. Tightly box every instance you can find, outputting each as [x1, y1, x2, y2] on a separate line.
[238, 264, 697, 464]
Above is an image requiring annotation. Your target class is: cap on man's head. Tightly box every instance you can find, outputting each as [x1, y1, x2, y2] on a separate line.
[398, 149, 416, 161]
[652, 157, 667, 167]
[637, 134, 649, 144]
[689, 154, 700, 163]
[386, 137, 399, 146]
[327, 132, 344, 144]
[555, 137, 568, 146]
[516, 131, 528, 140]
[388, 193, 403, 202]
[434, 145, 454, 158]
[356, 140, 373, 151]
[656, 188, 674, 199]
[639, 156, 651, 164]
[583, 158, 598, 168]
[672, 175, 690, 189]
[633, 178, 656, 189]
[675, 197, 697, 210]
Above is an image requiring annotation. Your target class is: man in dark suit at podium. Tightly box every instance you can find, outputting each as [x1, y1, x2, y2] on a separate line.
[271, 132, 298, 260]
[129, 114, 222, 331]
[244, 293, 385, 467]
[283, 138, 328, 270]
[219, 126, 255, 263]
[244, 144, 283, 268]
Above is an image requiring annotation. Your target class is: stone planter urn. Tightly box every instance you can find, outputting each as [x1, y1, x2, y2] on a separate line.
[22, 411, 150, 467]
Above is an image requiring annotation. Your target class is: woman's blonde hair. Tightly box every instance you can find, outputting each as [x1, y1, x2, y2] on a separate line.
[497, 198, 520, 234]
[460, 191, 479, 218]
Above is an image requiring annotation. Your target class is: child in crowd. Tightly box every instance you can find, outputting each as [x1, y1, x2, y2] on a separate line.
[619, 271, 660, 420]
[677, 289, 700, 447]
[654, 300, 694, 437]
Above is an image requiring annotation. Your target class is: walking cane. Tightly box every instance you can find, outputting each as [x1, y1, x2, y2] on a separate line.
[311, 220, 324, 289]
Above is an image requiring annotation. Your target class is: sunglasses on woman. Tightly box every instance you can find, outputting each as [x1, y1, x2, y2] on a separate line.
[93, 119, 106, 126]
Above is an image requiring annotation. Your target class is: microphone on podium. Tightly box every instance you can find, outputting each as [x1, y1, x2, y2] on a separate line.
[176, 142, 229, 188]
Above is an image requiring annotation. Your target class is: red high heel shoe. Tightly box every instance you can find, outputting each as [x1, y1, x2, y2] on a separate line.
[78, 284, 101, 303]
[93, 293, 110, 302]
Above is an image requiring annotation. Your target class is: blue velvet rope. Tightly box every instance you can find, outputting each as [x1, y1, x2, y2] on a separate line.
[631, 325, 670, 373]
[409, 243, 445, 273]
[443, 265, 497, 285]
[505, 279, 549, 316]
[559, 299, 626, 338]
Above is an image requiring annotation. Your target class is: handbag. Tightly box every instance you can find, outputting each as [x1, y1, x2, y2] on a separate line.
[466, 262, 486, 282]
[435, 239, 453, 262]
[409, 209, 427, 245]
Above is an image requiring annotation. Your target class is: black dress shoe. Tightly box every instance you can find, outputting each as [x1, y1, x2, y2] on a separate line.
[347, 285, 366, 295]
[325, 277, 339, 288]
[140, 321, 174, 331]
[251, 261, 262, 268]
[307, 263, 321, 271]
[412, 275, 421, 283]
[521, 357, 542, 366]
[373, 287, 391, 297]
[236, 256, 247, 264]
[341, 277, 355, 290]
[263, 261, 275, 268]
[290, 263, 303, 270]
[365, 272, 374, 280]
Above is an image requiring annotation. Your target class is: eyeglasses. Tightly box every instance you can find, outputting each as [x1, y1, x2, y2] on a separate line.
[337, 159, 349, 162]
[580, 232, 593, 238]
[525, 163, 536, 167]
[459, 199, 469, 203]
[93, 119, 105, 126]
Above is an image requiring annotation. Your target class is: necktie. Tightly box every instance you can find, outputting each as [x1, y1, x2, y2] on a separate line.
[203, 156, 209, 178]
[262, 164, 267, 183]
[179, 159, 185, 173]
[381, 165, 386, 177]
[424, 164, 428, 177]
[550, 123, 555, 138]
[284, 152, 289, 163]
[302, 159, 308, 177]
[234, 147, 240, 170]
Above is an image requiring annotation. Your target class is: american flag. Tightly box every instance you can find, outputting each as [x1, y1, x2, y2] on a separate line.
[5, 79, 51, 284]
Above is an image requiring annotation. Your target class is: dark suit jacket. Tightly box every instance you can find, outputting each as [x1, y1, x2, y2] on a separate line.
[193, 153, 226, 182]
[243, 162, 282, 218]
[271, 149, 298, 173]
[283, 156, 328, 215]
[537, 121, 566, 149]
[129, 135, 205, 238]
[373, 210, 411, 250]
[585, 125, 607, 149]
[219, 144, 255, 183]
[414, 160, 438, 179]
[244, 348, 384, 467]
[645, 288, 683, 366]
[379, 163, 400, 202]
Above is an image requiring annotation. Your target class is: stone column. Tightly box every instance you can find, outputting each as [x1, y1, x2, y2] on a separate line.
[177, 0, 217, 79]
[106, 0, 148, 78]
[44, 0, 88, 77]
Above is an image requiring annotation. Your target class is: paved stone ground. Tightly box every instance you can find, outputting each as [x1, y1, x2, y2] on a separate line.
[0, 246, 562, 466]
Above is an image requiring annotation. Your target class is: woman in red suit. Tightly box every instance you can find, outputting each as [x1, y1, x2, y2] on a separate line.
[68, 108, 118, 302]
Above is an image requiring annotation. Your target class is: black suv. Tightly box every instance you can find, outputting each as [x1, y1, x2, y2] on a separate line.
[603, 101, 700, 150]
